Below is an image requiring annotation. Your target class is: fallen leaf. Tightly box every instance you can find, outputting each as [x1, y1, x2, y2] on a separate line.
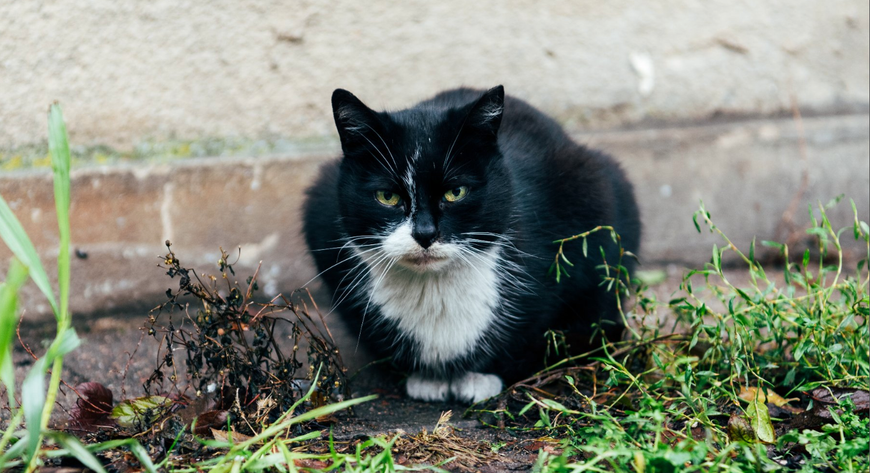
[738, 386, 796, 407]
[193, 410, 229, 436]
[68, 382, 114, 432]
[111, 395, 173, 430]
[727, 414, 756, 443]
[809, 387, 870, 416]
[211, 428, 256, 444]
[293, 458, 330, 469]
[746, 395, 777, 444]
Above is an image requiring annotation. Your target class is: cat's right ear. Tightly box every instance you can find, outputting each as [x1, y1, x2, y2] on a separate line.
[465, 85, 504, 138]
[332, 89, 383, 151]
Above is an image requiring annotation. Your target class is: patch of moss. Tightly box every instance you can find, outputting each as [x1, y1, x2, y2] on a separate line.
[0, 135, 337, 171]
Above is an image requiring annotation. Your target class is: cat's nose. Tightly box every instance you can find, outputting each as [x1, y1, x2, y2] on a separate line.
[412, 221, 439, 249]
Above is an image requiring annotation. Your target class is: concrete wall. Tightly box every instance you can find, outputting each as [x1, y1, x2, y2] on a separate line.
[2, 114, 868, 321]
[1, 1, 867, 149]
[1, 0, 868, 321]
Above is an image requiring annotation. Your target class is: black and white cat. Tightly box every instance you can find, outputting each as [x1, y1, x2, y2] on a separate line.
[303, 86, 641, 403]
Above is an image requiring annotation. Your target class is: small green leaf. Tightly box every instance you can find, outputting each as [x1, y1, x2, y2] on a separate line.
[761, 240, 785, 253]
[111, 396, 173, 429]
[712, 244, 721, 271]
[748, 237, 756, 263]
[537, 407, 551, 427]
[745, 390, 777, 444]
[823, 194, 844, 209]
[518, 400, 536, 416]
[541, 399, 579, 414]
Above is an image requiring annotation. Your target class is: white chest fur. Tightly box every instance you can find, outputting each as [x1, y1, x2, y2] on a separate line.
[366, 247, 502, 367]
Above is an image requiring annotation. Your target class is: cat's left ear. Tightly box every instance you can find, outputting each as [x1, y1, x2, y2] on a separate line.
[465, 85, 504, 138]
[332, 89, 384, 151]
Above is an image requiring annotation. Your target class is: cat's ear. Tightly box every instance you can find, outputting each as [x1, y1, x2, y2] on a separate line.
[464, 85, 504, 138]
[332, 89, 383, 150]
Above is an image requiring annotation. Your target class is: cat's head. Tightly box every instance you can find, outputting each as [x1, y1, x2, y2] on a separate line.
[330, 86, 512, 273]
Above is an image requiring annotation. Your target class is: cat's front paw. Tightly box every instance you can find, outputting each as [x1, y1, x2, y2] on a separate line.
[406, 373, 449, 401]
[449, 372, 503, 403]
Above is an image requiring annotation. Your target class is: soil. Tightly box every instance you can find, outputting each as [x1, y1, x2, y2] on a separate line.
[0, 264, 795, 471]
[6, 301, 555, 469]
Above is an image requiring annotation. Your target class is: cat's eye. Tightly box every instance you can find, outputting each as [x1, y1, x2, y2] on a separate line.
[443, 186, 468, 203]
[375, 190, 402, 207]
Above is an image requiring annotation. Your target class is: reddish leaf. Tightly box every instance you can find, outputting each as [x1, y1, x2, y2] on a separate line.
[728, 413, 756, 443]
[293, 458, 331, 469]
[69, 382, 115, 432]
[193, 410, 229, 436]
[809, 388, 870, 419]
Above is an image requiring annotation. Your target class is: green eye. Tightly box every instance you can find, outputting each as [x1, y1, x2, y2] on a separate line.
[443, 186, 468, 203]
[375, 190, 402, 206]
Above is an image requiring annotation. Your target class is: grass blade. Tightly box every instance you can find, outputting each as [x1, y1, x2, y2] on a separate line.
[57, 438, 157, 473]
[0, 198, 58, 317]
[21, 328, 79, 464]
[21, 357, 47, 461]
[0, 259, 29, 399]
[46, 432, 107, 473]
[48, 103, 71, 321]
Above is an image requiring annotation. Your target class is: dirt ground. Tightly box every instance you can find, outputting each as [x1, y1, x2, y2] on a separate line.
[1, 264, 783, 470]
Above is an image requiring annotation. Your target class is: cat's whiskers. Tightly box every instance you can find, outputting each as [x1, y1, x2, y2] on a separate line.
[442, 126, 463, 172]
[358, 123, 401, 178]
[451, 247, 493, 283]
[333, 249, 391, 310]
[310, 235, 381, 252]
[357, 254, 399, 352]
[459, 243, 532, 298]
[302, 231, 380, 287]
[442, 112, 475, 172]
[357, 132, 399, 179]
[461, 231, 539, 259]
[302, 243, 377, 287]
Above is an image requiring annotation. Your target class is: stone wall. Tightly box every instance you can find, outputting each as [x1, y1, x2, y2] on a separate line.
[1, 0, 868, 321]
[1, 1, 867, 149]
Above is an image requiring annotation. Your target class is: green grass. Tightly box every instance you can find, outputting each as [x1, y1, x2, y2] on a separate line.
[491, 198, 869, 472]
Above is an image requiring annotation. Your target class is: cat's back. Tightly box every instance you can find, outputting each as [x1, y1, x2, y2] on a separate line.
[424, 88, 572, 157]
[429, 88, 640, 264]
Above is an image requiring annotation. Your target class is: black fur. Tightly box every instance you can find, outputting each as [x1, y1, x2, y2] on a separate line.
[303, 86, 641, 384]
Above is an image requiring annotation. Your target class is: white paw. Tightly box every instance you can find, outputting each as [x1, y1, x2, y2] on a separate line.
[449, 372, 503, 403]
[406, 373, 449, 401]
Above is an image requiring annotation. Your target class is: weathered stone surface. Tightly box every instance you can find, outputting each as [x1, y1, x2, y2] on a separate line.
[577, 113, 870, 265]
[1, 1, 867, 150]
[1, 114, 868, 322]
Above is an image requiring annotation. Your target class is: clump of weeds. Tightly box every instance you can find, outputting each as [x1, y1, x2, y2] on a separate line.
[63, 242, 373, 470]
[144, 242, 349, 430]
[472, 197, 869, 472]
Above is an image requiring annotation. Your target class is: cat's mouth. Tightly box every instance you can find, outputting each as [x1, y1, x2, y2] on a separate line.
[400, 252, 450, 269]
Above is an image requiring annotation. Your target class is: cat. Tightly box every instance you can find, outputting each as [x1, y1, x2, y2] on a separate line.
[302, 85, 641, 403]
